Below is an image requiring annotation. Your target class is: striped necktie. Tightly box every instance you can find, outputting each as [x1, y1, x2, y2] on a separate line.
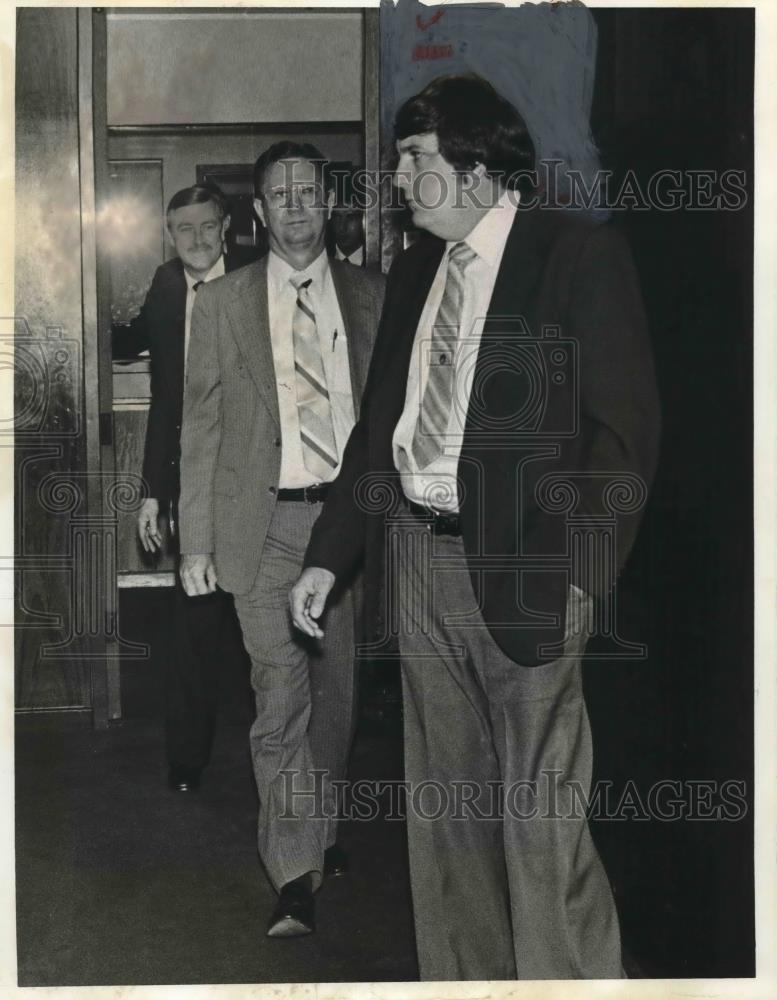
[412, 241, 477, 469]
[290, 275, 338, 479]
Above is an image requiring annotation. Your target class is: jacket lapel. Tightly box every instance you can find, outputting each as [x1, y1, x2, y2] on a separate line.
[165, 260, 187, 407]
[482, 205, 544, 335]
[461, 207, 547, 442]
[224, 258, 280, 427]
[372, 237, 445, 445]
[330, 259, 372, 415]
[395, 237, 445, 369]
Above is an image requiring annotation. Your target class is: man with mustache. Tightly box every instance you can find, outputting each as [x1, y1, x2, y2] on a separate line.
[113, 183, 254, 795]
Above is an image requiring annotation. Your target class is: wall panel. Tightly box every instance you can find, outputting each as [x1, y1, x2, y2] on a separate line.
[15, 9, 92, 709]
[107, 10, 363, 126]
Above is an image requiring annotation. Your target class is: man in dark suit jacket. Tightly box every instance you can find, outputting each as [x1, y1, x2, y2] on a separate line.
[113, 183, 256, 793]
[292, 76, 660, 980]
[327, 167, 366, 267]
[178, 143, 385, 937]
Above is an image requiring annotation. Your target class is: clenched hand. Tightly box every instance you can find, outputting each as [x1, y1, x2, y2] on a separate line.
[290, 567, 336, 638]
[180, 553, 218, 595]
[138, 498, 162, 553]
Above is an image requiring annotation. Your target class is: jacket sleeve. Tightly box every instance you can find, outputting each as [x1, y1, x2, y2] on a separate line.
[178, 282, 222, 555]
[141, 345, 176, 505]
[111, 272, 158, 358]
[128, 270, 175, 504]
[303, 264, 394, 580]
[303, 415, 370, 582]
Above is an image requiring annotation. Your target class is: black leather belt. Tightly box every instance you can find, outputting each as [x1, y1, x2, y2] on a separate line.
[406, 499, 462, 536]
[276, 483, 331, 504]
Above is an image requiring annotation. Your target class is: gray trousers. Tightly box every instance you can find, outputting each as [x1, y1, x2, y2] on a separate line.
[234, 501, 356, 892]
[396, 519, 623, 981]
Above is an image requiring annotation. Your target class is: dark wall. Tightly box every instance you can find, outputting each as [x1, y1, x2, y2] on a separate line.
[584, 8, 754, 977]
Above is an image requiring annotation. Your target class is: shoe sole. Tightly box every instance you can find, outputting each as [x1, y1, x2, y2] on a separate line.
[266, 916, 314, 938]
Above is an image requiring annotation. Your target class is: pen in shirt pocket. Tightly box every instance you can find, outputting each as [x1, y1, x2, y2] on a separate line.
[332, 328, 338, 352]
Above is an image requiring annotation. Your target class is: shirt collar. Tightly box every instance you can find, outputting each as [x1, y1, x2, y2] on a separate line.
[184, 254, 225, 291]
[449, 187, 519, 268]
[268, 247, 329, 294]
[336, 245, 364, 266]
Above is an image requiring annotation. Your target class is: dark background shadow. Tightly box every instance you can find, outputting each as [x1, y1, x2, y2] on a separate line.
[582, 6, 754, 978]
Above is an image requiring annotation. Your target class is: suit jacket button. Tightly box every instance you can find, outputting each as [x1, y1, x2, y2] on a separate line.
[274, 438, 281, 447]
[268, 486, 277, 495]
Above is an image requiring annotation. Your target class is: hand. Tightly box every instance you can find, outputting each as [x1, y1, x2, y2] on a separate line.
[290, 567, 336, 639]
[138, 498, 162, 553]
[180, 553, 218, 596]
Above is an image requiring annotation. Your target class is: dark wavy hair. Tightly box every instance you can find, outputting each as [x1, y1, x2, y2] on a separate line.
[394, 74, 535, 193]
[253, 141, 330, 198]
[166, 183, 229, 221]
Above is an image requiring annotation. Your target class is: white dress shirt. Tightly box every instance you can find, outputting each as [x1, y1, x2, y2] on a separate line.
[184, 255, 225, 368]
[266, 249, 356, 488]
[393, 188, 519, 512]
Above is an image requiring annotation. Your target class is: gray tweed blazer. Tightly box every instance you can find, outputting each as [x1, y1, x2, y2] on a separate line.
[179, 256, 385, 595]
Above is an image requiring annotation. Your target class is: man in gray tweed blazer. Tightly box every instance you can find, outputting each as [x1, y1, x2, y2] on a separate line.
[178, 142, 385, 937]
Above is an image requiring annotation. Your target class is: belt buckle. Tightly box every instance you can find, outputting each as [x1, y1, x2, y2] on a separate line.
[432, 507, 457, 535]
[425, 505, 444, 533]
[433, 510, 449, 534]
[304, 485, 318, 505]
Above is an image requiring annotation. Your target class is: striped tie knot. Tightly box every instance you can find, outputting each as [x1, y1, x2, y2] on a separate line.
[290, 275, 313, 293]
[448, 241, 477, 271]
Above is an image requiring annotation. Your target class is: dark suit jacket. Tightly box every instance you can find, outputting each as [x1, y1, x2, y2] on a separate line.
[179, 256, 386, 596]
[112, 247, 258, 507]
[304, 206, 661, 666]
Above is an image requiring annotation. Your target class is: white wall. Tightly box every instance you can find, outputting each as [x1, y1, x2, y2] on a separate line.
[107, 10, 363, 125]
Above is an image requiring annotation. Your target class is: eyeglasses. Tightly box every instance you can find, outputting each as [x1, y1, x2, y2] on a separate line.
[262, 184, 323, 208]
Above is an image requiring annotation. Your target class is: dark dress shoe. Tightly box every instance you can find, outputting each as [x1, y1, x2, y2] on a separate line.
[324, 844, 349, 877]
[266, 874, 315, 937]
[167, 765, 201, 792]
